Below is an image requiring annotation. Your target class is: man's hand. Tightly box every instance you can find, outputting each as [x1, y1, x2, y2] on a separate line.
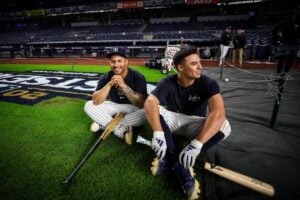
[111, 75, 126, 89]
[179, 139, 203, 169]
[151, 131, 167, 160]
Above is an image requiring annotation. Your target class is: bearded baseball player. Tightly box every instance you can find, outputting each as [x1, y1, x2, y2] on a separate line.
[144, 46, 231, 199]
[84, 47, 147, 143]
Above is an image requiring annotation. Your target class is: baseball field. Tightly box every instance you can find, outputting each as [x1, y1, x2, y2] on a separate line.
[0, 59, 195, 200]
[1, 58, 300, 200]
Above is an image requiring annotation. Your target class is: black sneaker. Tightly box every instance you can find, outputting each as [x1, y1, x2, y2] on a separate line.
[172, 161, 201, 200]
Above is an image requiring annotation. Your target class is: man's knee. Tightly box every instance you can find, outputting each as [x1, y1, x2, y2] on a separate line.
[84, 100, 100, 115]
[220, 119, 231, 139]
[202, 120, 231, 151]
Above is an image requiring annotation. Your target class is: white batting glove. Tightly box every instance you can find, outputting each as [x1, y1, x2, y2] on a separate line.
[179, 139, 203, 169]
[151, 131, 167, 160]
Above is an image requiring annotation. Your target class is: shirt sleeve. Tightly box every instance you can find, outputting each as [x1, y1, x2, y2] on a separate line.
[151, 78, 169, 103]
[95, 73, 109, 91]
[132, 73, 148, 96]
[205, 78, 220, 99]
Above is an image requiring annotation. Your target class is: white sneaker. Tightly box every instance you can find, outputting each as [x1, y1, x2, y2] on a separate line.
[113, 124, 130, 139]
[90, 122, 100, 132]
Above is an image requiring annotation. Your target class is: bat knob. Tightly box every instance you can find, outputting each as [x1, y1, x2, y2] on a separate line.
[61, 180, 70, 188]
[125, 127, 133, 145]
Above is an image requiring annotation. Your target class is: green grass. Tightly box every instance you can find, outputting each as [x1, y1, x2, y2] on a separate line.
[0, 97, 191, 200]
[0, 97, 186, 200]
[0, 64, 200, 200]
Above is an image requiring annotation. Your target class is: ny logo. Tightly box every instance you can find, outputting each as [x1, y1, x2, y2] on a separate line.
[113, 47, 118, 52]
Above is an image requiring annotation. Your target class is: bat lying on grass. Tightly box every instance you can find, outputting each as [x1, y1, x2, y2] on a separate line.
[62, 112, 125, 186]
[136, 135, 275, 197]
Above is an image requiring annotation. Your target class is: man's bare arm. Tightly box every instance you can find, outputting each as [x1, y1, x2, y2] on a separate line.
[144, 94, 162, 131]
[195, 93, 226, 143]
[122, 86, 146, 108]
[92, 81, 113, 105]
[112, 75, 146, 108]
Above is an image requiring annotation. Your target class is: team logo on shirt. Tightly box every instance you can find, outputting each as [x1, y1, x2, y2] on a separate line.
[117, 88, 126, 99]
[188, 95, 201, 102]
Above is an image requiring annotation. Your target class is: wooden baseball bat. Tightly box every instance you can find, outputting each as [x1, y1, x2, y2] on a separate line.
[100, 112, 125, 140]
[62, 112, 125, 186]
[135, 135, 275, 197]
[204, 162, 275, 197]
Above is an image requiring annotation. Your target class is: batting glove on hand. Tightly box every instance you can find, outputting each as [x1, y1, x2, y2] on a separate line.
[179, 139, 203, 169]
[151, 131, 167, 160]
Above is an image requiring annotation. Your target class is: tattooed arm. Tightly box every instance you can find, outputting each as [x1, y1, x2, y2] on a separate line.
[112, 75, 146, 108]
[122, 85, 146, 108]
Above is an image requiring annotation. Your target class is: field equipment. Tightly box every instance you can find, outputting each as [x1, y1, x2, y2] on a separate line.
[145, 45, 180, 74]
[161, 45, 180, 74]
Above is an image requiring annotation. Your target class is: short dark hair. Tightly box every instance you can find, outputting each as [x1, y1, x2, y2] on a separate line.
[173, 46, 198, 67]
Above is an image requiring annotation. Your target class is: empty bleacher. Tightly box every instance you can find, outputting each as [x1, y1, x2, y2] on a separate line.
[0, 14, 276, 60]
[0, 15, 273, 45]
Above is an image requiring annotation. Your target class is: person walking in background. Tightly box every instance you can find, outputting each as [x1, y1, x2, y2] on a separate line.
[219, 26, 232, 66]
[232, 29, 246, 67]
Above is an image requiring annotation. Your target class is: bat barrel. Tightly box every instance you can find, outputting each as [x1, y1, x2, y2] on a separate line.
[204, 162, 275, 197]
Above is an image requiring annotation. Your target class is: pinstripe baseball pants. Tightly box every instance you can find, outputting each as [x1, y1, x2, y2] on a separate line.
[158, 106, 231, 139]
[219, 44, 230, 65]
[84, 101, 231, 139]
[84, 101, 146, 128]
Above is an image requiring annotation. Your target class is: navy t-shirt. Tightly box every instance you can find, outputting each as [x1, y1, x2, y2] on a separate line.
[151, 74, 220, 117]
[221, 32, 232, 46]
[96, 68, 147, 104]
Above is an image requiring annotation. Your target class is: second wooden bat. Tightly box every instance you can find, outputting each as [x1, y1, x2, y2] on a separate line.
[136, 135, 275, 197]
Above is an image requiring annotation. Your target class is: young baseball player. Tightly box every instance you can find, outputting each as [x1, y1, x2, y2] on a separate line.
[219, 26, 233, 66]
[84, 47, 147, 143]
[144, 46, 231, 199]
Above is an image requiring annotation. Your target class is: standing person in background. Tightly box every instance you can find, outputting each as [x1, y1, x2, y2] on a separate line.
[219, 26, 232, 66]
[180, 36, 189, 48]
[269, 19, 298, 128]
[84, 47, 147, 144]
[201, 46, 211, 59]
[270, 25, 298, 74]
[232, 29, 246, 67]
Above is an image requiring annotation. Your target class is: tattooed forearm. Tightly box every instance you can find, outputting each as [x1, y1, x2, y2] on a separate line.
[122, 86, 146, 108]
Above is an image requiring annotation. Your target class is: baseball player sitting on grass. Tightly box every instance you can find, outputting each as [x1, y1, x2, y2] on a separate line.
[84, 47, 147, 144]
[144, 46, 231, 199]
